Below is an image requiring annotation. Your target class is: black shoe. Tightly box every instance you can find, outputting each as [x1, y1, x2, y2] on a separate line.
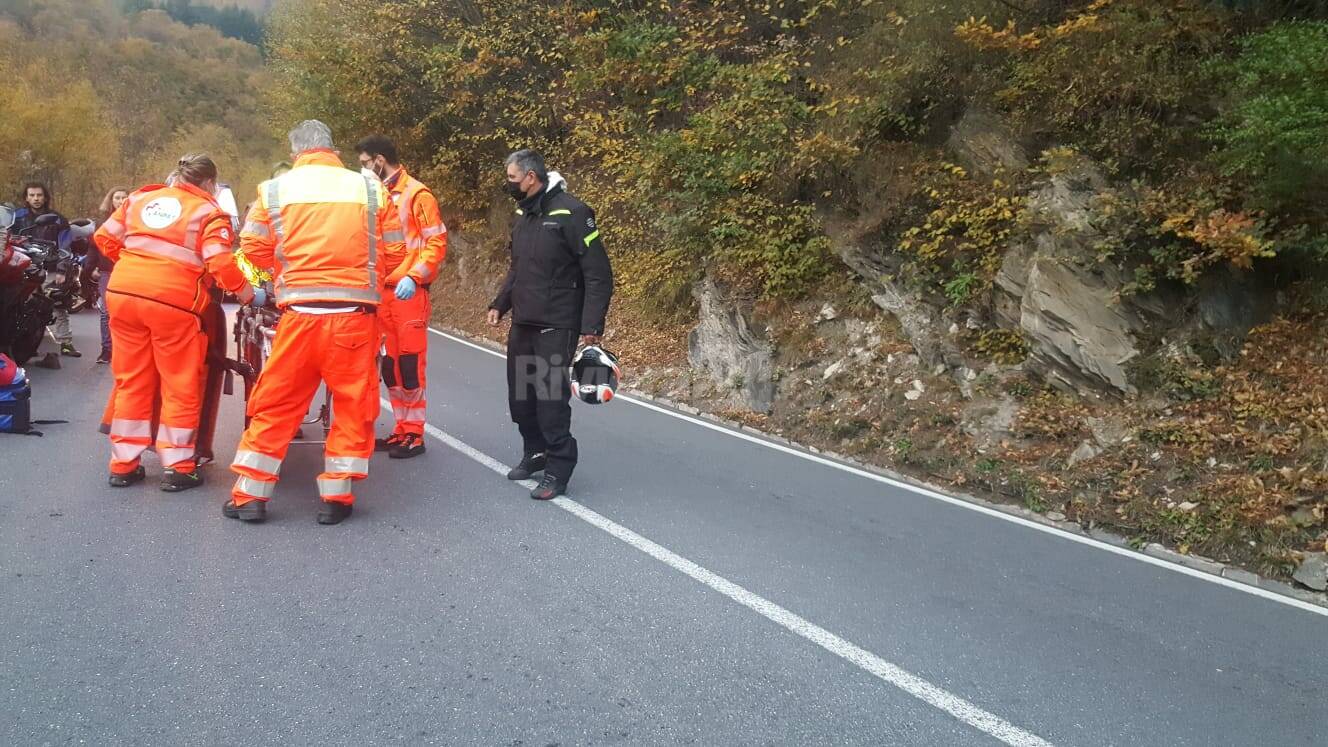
[530, 472, 567, 501]
[507, 453, 547, 481]
[223, 498, 266, 522]
[109, 465, 146, 488]
[96, 349, 111, 365]
[317, 501, 353, 525]
[375, 434, 404, 452]
[60, 343, 81, 358]
[389, 433, 425, 459]
[33, 353, 60, 370]
[160, 469, 203, 493]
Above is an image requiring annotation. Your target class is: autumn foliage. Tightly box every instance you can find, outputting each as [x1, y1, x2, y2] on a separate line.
[0, 0, 281, 215]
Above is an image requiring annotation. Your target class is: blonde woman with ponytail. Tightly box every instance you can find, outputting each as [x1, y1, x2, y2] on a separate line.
[92, 154, 259, 492]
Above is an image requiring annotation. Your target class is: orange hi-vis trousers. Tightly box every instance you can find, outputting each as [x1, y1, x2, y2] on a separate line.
[378, 288, 430, 437]
[107, 294, 207, 474]
[230, 310, 379, 506]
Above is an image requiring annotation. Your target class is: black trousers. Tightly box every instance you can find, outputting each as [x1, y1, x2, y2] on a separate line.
[506, 324, 578, 479]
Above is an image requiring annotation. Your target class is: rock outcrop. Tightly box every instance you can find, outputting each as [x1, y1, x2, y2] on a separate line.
[947, 104, 1030, 178]
[687, 278, 776, 412]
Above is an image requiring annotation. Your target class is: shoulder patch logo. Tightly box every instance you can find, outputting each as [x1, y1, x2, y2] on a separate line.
[586, 217, 596, 229]
[140, 197, 183, 230]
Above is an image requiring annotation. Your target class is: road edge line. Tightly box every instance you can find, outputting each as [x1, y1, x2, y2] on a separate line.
[425, 325, 1328, 618]
[407, 407, 1054, 747]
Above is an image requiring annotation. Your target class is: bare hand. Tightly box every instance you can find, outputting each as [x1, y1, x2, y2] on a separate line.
[580, 334, 602, 346]
[486, 308, 500, 327]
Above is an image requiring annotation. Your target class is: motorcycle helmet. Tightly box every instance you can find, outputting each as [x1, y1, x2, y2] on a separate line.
[67, 219, 95, 240]
[0, 205, 12, 251]
[570, 345, 621, 404]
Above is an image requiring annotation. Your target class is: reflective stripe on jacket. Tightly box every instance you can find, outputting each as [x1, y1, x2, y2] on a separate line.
[239, 150, 393, 308]
[95, 182, 252, 313]
[382, 167, 446, 286]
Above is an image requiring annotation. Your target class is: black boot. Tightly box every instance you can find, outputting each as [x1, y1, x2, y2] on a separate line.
[161, 469, 203, 493]
[530, 472, 567, 501]
[109, 465, 146, 488]
[375, 433, 404, 452]
[506, 452, 546, 481]
[317, 501, 353, 525]
[389, 433, 425, 459]
[223, 498, 266, 522]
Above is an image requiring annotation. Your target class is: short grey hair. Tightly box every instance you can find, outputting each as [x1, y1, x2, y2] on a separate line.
[505, 149, 547, 183]
[288, 120, 335, 155]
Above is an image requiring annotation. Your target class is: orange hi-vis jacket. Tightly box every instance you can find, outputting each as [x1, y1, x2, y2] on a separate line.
[94, 182, 254, 312]
[240, 150, 394, 307]
[382, 167, 446, 287]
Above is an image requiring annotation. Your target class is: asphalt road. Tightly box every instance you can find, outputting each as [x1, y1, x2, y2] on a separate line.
[1, 309, 1324, 746]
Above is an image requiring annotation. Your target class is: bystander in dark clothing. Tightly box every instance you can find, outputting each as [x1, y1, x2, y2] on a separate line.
[90, 187, 129, 363]
[489, 152, 613, 500]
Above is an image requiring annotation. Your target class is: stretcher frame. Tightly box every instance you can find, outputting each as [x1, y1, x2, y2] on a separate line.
[231, 302, 332, 445]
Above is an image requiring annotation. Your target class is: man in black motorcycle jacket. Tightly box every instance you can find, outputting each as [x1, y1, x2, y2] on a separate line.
[488, 150, 614, 501]
[14, 182, 78, 358]
[14, 182, 68, 241]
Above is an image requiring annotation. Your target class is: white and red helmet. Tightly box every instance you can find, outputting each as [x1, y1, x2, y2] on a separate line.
[570, 345, 621, 404]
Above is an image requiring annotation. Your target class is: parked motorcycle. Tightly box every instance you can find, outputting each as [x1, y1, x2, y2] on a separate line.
[0, 210, 82, 365]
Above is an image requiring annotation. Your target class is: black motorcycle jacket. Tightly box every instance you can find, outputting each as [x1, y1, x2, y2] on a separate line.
[489, 173, 613, 335]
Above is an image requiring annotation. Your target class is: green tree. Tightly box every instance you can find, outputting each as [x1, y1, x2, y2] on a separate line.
[1210, 21, 1328, 223]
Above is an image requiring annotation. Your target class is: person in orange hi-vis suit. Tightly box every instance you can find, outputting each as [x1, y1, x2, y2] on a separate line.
[355, 134, 447, 460]
[225, 120, 395, 525]
[93, 154, 258, 492]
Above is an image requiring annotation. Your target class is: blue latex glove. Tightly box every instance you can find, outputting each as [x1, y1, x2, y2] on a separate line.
[394, 276, 417, 300]
[249, 286, 267, 307]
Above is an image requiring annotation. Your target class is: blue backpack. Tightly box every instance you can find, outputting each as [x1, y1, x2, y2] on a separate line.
[0, 353, 32, 434]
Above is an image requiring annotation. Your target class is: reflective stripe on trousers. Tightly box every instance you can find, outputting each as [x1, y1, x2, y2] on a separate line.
[155, 424, 198, 470]
[324, 456, 369, 476]
[233, 475, 275, 500]
[318, 477, 352, 498]
[232, 449, 283, 477]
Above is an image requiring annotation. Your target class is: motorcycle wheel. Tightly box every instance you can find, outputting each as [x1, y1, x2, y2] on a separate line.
[11, 325, 42, 365]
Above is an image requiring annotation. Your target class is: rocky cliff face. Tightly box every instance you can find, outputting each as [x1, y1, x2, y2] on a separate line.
[674, 103, 1281, 412]
[687, 278, 776, 413]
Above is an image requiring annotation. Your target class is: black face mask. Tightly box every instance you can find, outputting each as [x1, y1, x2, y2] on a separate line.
[504, 179, 527, 202]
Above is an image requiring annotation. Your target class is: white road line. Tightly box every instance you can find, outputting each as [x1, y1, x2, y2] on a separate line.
[402, 408, 1053, 747]
[428, 326, 1328, 618]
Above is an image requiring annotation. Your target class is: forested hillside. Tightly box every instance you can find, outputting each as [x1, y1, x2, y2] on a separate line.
[0, 0, 281, 215]
[123, 0, 264, 44]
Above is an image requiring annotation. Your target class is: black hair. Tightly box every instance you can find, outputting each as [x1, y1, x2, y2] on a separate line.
[21, 181, 51, 209]
[356, 134, 400, 166]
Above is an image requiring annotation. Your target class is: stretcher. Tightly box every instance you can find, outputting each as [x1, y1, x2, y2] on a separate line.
[99, 255, 339, 462]
[230, 299, 333, 444]
[229, 250, 331, 445]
